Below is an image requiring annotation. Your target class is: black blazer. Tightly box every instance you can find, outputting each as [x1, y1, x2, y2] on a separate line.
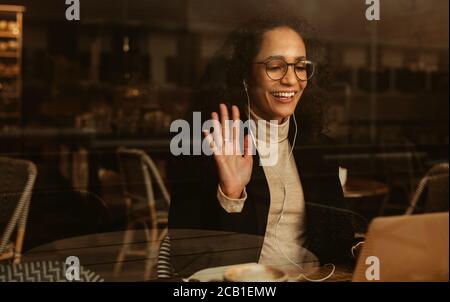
[168, 118, 359, 271]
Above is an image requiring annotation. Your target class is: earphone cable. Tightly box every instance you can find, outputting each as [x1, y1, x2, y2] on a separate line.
[243, 80, 335, 282]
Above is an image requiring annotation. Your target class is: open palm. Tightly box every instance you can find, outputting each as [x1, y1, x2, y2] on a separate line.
[203, 104, 253, 199]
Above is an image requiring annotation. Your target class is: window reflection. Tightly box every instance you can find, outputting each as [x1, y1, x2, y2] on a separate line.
[0, 0, 448, 282]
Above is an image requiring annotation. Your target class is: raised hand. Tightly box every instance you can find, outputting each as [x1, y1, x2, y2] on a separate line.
[203, 103, 253, 199]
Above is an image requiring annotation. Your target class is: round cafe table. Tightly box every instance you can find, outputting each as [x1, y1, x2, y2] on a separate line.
[21, 228, 353, 282]
[343, 177, 389, 199]
[343, 177, 390, 222]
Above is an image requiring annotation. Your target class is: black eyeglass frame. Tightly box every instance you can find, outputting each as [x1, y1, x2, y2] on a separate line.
[253, 58, 316, 81]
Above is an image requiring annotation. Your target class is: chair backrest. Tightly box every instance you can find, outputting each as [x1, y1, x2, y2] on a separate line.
[406, 162, 449, 215]
[98, 168, 128, 227]
[0, 157, 37, 256]
[380, 138, 426, 198]
[157, 235, 174, 279]
[117, 148, 170, 214]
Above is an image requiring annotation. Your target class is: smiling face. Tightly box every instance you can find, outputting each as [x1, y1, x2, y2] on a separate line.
[248, 26, 307, 123]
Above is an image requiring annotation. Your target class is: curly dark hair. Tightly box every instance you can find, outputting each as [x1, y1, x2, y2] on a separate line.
[197, 10, 330, 138]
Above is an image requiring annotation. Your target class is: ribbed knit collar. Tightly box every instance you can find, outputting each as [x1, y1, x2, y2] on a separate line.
[248, 107, 290, 144]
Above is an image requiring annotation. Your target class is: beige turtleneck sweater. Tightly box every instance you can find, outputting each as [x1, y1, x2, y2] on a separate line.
[216, 110, 319, 272]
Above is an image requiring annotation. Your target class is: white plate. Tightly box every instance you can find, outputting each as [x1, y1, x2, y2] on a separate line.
[183, 263, 258, 282]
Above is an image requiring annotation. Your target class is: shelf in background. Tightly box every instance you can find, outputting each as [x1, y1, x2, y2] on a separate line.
[0, 112, 20, 118]
[0, 31, 18, 38]
[0, 73, 20, 78]
[0, 5, 25, 13]
[1, 5, 28, 124]
[1, 92, 20, 97]
[0, 51, 18, 58]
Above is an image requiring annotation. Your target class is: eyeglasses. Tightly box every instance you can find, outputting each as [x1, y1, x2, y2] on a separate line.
[254, 58, 316, 81]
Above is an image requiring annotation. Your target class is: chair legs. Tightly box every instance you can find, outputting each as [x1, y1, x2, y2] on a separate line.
[144, 227, 168, 279]
[114, 220, 165, 280]
[13, 228, 26, 264]
[0, 251, 14, 262]
[0, 228, 26, 264]
[113, 222, 135, 277]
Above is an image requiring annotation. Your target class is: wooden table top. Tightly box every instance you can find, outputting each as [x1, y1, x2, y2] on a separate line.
[343, 177, 389, 199]
[23, 229, 353, 282]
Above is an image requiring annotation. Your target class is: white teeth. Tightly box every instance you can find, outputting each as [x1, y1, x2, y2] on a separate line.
[272, 92, 295, 98]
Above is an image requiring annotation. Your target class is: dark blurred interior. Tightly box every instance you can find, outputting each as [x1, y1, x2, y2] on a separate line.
[0, 0, 448, 280]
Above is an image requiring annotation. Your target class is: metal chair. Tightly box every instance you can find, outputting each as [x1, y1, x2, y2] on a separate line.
[98, 168, 128, 229]
[114, 148, 170, 279]
[156, 235, 174, 279]
[405, 162, 449, 215]
[0, 157, 37, 264]
[380, 138, 426, 215]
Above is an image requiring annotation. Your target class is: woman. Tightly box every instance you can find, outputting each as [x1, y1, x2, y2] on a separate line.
[167, 12, 362, 278]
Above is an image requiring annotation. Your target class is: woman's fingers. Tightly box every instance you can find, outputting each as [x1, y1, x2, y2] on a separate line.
[243, 134, 253, 159]
[219, 103, 231, 144]
[214, 103, 246, 156]
[231, 105, 241, 154]
[211, 111, 223, 150]
[202, 130, 219, 155]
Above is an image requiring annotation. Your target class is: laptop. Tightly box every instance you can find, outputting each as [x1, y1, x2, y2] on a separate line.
[352, 212, 449, 282]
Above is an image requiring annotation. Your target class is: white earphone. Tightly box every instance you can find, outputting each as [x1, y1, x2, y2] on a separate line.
[242, 79, 335, 282]
[243, 79, 248, 91]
